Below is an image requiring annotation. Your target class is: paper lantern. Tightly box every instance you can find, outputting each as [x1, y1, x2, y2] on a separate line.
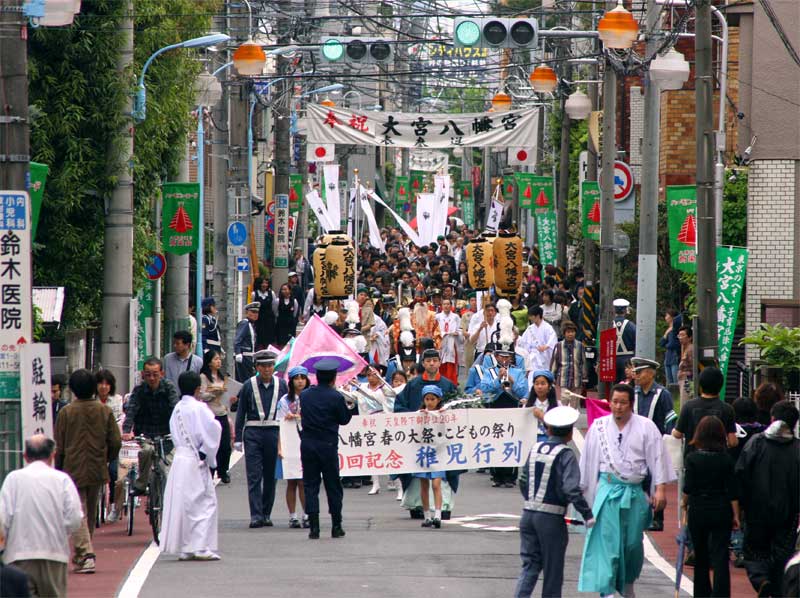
[320, 238, 356, 299]
[465, 236, 495, 291]
[493, 232, 523, 296]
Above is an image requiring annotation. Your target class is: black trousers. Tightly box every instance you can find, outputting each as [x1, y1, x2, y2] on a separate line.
[491, 467, 518, 484]
[515, 510, 569, 598]
[211, 415, 231, 478]
[301, 438, 343, 518]
[243, 427, 278, 521]
[743, 516, 799, 596]
[688, 505, 732, 597]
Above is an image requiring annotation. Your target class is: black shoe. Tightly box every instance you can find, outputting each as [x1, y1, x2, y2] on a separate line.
[131, 487, 147, 497]
[263, 519, 273, 527]
[249, 519, 264, 529]
[302, 518, 310, 529]
[421, 519, 433, 528]
[442, 511, 451, 520]
[648, 520, 664, 532]
[433, 518, 441, 529]
[410, 507, 424, 520]
[220, 474, 231, 484]
[504, 482, 516, 488]
[733, 554, 745, 568]
[684, 551, 695, 567]
[331, 525, 346, 538]
[289, 518, 301, 529]
[757, 581, 772, 598]
[308, 514, 320, 539]
[492, 481, 503, 488]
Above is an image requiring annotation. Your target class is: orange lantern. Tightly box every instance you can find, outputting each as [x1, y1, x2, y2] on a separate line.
[491, 92, 512, 112]
[320, 96, 336, 107]
[529, 65, 558, 93]
[465, 236, 495, 291]
[597, 1, 639, 50]
[493, 231, 524, 296]
[232, 40, 266, 76]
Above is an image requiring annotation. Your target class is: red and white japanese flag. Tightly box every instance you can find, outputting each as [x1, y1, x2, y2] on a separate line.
[307, 143, 335, 162]
[508, 147, 536, 166]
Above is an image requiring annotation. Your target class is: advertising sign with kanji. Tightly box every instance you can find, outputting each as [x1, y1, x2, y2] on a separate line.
[502, 175, 516, 201]
[0, 191, 32, 401]
[394, 175, 410, 210]
[410, 170, 426, 195]
[20, 343, 52, 440]
[28, 162, 48, 241]
[456, 180, 474, 227]
[279, 407, 538, 479]
[307, 104, 540, 149]
[162, 182, 200, 255]
[581, 181, 601, 241]
[273, 194, 290, 268]
[289, 174, 304, 211]
[599, 327, 617, 382]
[717, 246, 748, 396]
[535, 211, 558, 266]
[666, 185, 697, 273]
[136, 283, 154, 372]
[524, 175, 555, 213]
[514, 172, 535, 209]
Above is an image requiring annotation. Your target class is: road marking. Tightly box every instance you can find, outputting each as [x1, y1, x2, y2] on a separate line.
[117, 450, 244, 598]
[443, 513, 521, 531]
[571, 427, 693, 596]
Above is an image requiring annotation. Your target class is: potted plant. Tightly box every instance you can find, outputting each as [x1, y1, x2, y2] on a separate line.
[740, 323, 800, 391]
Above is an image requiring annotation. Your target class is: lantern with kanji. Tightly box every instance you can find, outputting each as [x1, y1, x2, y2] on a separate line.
[314, 231, 356, 299]
[465, 236, 495, 291]
[493, 231, 524, 296]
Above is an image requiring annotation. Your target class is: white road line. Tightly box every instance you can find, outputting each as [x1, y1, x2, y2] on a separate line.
[571, 427, 693, 596]
[116, 450, 244, 598]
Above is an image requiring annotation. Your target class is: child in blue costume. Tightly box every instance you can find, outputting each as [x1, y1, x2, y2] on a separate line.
[415, 385, 447, 529]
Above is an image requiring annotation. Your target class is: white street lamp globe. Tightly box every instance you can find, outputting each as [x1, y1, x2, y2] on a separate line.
[565, 90, 592, 120]
[41, 0, 76, 26]
[649, 48, 690, 91]
[196, 72, 222, 106]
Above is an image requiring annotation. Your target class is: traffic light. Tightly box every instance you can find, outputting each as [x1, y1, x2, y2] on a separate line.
[320, 37, 394, 64]
[453, 17, 539, 49]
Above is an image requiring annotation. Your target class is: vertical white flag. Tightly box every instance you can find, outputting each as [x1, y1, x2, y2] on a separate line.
[364, 187, 422, 247]
[486, 185, 503, 231]
[359, 192, 385, 252]
[416, 193, 437, 246]
[306, 189, 335, 231]
[433, 174, 450, 240]
[322, 164, 340, 230]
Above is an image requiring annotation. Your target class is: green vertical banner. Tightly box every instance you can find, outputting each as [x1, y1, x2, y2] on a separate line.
[289, 174, 303, 211]
[526, 175, 555, 212]
[716, 246, 748, 396]
[666, 185, 697, 273]
[394, 175, 410, 211]
[29, 162, 48, 241]
[514, 172, 535, 209]
[535, 212, 558, 266]
[456, 180, 474, 227]
[162, 182, 200, 255]
[581, 181, 601, 241]
[409, 170, 425, 195]
[136, 282, 154, 371]
[502, 175, 516, 201]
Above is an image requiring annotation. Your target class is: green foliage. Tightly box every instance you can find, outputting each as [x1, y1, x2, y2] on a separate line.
[28, 1, 217, 328]
[740, 324, 800, 387]
[722, 169, 747, 247]
[32, 305, 46, 342]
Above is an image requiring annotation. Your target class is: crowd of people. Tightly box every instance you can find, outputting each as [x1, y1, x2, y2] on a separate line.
[0, 224, 798, 597]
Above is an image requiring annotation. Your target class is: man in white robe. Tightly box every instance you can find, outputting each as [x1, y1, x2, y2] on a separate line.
[435, 299, 463, 385]
[578, 383, 675, 597]
[368, 316, 391, 366]
[518, 306, 558, 377]
[159, 371, 222, 561]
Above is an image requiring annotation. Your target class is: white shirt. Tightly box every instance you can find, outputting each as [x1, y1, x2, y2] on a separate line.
[0, 460, 83, 564]
[436, 311, 463, 364]
[519, 320, 558, 372]
[468, 312, 499, 353]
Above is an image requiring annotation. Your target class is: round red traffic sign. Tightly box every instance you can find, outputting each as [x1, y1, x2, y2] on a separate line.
[613, 161, 634, 201]
[145, 252, 167, 280]
[266, 201, 276, 217]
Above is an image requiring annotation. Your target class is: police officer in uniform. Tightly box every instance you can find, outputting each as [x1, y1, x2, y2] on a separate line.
[613, 298, 636, 382]
[516, 406, 595, 598]
[631, 356, 677, 532]
[233, 350, 288, 528]
[299, 358, 355, 539]
[201, 297, 223, 354]
[234, 302, 260, 382]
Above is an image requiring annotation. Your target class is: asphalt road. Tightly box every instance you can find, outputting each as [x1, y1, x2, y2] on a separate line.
[139, 461, 682, 598]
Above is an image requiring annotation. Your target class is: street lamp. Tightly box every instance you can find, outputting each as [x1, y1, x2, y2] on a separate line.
[597, 0, 639, 50]
[649, 48, 690, 91]
[529, 65, 558, 93]
[133, 33, 230, 122]
[233, 39, 267, 76]
[491, 91, 512, 112]
[564, 90, 592, 120]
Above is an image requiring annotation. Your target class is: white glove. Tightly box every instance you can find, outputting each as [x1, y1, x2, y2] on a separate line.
[585, 518, 596, 529]
[233, 442, 243, 452]
[235, 354, 243, 364]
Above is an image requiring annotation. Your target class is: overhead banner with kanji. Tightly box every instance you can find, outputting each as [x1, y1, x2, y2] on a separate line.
[162, 182, 200, 255]
[717, 246, 748, 392]
[666, 185, 697, 273]
[581, 181, 601, 241]
[279, 407, 538, 479]
[307, 104, 540, 148]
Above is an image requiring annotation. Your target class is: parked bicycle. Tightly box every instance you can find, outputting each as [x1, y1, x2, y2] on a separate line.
[118, 440, 141, 537]
[124, 435, 172, 543]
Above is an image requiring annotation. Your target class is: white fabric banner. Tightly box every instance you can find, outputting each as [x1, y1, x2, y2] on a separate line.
[306, 189, 335, 232]
[322, 164, 340, 229]
[416, 193, 437, 246]
[279, 407, 538, 479]
[346, 189, 357, 239]
[307, 104, 539, 149]
[363, 187, 422, 247]
[486, 199, 503, 231]
[433, 174, 450, 242]
[359, 191, 385, 252]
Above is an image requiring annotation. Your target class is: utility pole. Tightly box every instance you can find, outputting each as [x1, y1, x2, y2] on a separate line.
[584, 39, 600, 283]
[0, 1, 28, 191]
[598, 33, 617, 401]
[635, 0, 661, 360]
[164, 148, 191, 347]
[211, 45, 230, 353]
[101, 0, 134, 392]
[694, 0, 718, 367]
[271, 0, 291, 288]
[556, 64, 572, 268]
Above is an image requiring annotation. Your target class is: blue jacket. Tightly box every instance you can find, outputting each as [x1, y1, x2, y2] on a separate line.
[477, 366, 529, 404]
[299, 384, 353, 445]
[394, 375, 457, 413]
[659, 313, 682, 366]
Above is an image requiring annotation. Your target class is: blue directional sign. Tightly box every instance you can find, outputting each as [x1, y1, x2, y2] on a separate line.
[227, 222, 247, 246]
[236, 257, 250, 272]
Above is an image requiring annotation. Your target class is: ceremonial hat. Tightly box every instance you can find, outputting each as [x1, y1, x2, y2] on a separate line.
[421, 348, 440, 360]
[201, 297, 215, 308]
[357, 284, 369, 295]
[421, 384, 443, 398]
[414, 287, 427, 297]
[287, 366, 309, 378]
[313, 358, 340, 374]
[371, 288, 381, 299]
[630, 357, 659, 372]
[613, 298, 630, 309]
[544, 406, 580, 429]
[430, 287, 442, 296]
[466, 290, 477, 299]
[245, 301, 260, 312]
[398, 346, 416, 361]
[381, 294, 396, 306]
[483, 342, 497, 354]
[370, 363, 388, 375]
[531, 369, 554, 383]
[254, 350, 277, 365]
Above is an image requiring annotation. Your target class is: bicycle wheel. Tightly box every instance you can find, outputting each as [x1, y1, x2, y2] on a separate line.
[149, 471, 163, 544]
[126, 480, 135, 537]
